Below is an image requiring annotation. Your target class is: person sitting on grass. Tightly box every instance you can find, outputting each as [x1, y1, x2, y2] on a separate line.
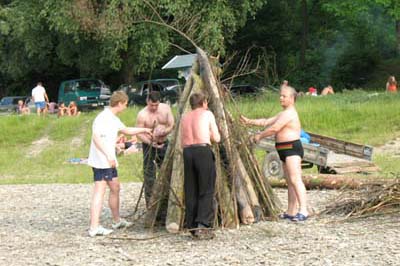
[68, 101, 80, 116]
[87, 91, 152, 237]
[116, 134, 141, 155]
[57, 102, 68, 117]
[17, 100, 30, 115]
[386, 76, 397, 93]
[321, 85, 335, 96]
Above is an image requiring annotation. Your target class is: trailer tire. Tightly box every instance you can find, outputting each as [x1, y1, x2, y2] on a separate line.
[317, 166, 336, 174]
[262, 152, 284, 179]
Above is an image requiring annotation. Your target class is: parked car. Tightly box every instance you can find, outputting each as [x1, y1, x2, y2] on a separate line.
[127, 79, 181, 105]
[57, 78, 111, 110]
[0, 96, 29, 113]
[228, 84, 262, 97]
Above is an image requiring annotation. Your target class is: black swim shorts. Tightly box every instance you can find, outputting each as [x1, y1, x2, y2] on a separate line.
[275, 139, 304, 162]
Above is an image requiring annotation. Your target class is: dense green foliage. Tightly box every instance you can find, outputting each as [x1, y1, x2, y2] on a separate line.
[0, 1, 399, 98]
[1, 90, 400, 184]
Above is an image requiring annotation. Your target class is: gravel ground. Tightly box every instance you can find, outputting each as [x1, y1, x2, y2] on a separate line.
[0, 183, 399, 266]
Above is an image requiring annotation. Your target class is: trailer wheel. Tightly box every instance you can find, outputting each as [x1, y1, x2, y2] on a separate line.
[262, 152, 284, 179]
[317, 166, 336, 174]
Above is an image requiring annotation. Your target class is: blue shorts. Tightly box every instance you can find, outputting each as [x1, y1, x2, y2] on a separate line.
[92, 167, 118, 182]
[35, 101, 46, 109]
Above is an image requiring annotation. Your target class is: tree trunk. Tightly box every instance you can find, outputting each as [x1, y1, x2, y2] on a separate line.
[396, 20, 400, 57]
[300, 0, 309, 66]
[268, 174, 374, 190]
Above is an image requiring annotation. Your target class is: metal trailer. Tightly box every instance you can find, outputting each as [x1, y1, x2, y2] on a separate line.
[257, 132, 377, 179]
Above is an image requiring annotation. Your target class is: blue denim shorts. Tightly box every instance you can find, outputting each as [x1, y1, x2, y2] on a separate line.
[92, 167, 118, 182]
[35, 101, 46, 109]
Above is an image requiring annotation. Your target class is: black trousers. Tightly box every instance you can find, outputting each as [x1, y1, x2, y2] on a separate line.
[142, 142, 168, 207]
[183, 145, 216, 229]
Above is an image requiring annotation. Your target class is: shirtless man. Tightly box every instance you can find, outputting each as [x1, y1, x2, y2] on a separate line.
[136, 91, 174, 207]
[321, 85, 335, 96]
[181, 92, 220, 238]
[240, 86, 308, 221]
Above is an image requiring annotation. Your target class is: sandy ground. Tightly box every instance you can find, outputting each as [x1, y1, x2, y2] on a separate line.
[0, 183, 399, 266]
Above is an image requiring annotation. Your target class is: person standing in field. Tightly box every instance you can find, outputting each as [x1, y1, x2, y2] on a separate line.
[87, 91, 152, 237]
[240, 86, 309, 221]
[136, 91, 174, 208]
[181, 92, 221, 239]
[386, 76, 397, 93]
[31, 82, 49, 116]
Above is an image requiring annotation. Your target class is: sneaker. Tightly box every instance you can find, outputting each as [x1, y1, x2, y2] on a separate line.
[112, 218, 133, 229]
[88, 226, 113, 237]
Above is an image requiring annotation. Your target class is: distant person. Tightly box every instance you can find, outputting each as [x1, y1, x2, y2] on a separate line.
[386, 76, 397, 93]
[136, 91, 174, 207]
[31, 82, 49, 116]
[240, 86, 309, 222]
[116, 134, 140, 155]
[47, 102, 57, 114]
[321, 85, 335, 96]
[181, 92, 220, 238]
[68, 101, 80, 116]
[280, 80, 289, 89]
[87, 91, 152, 237]
[17, 100, 30, 115]
[306, 87, 317, 96]
[57, 102, 68, 117]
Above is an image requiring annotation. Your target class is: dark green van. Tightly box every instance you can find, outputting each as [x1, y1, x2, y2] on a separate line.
[57, 78, 111, 110]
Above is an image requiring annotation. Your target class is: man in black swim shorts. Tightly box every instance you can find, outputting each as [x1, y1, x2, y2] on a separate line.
[240, 86, 309, 222]
[275, 139, 304, 162]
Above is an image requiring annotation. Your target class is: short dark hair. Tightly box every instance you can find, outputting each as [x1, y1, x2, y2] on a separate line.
[189, 92, 207, 109]
[147, 91, 161, 103]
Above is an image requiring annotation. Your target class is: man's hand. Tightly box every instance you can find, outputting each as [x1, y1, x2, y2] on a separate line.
[142, 128, 153, 139]
[251, 133, 262, 144]
[239, 115, 250, 125]
[107, 156, 117, 168]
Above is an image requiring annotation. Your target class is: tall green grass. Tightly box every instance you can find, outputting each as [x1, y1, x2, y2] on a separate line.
[1, 90, 400, 184]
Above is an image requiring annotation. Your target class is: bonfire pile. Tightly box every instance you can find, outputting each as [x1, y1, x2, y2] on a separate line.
[143, 47, 281, 232]
[322, 178, 400, 219]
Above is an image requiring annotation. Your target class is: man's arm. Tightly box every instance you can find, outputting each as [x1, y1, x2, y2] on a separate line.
[44, 92, 49, 103]
[209, 112, 221, 143]
[92, 133, 116, 168]
[120, 127, 152, 137]
[254, 111, 292, 141]
[136, 112, 152, 144]
[163, 105, 175, 135]
[240, 114, 278, 127]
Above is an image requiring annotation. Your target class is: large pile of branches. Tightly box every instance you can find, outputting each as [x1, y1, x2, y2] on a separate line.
[321, 178, 400, 219]
[143, 47, 281, 232]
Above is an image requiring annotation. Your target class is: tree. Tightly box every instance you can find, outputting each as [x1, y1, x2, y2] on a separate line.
[323, 0, 400, 56]
[0, 0, 268, 96]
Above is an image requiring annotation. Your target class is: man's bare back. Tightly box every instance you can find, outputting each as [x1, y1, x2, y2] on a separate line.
[181, 109, 219, 147]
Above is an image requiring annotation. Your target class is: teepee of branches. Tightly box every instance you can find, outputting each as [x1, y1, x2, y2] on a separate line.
[143, 47, 281, 232]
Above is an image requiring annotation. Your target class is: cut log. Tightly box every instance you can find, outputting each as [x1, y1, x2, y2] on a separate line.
[268, 174, 373, 189]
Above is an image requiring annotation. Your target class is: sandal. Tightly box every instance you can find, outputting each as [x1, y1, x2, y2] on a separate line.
[279, 213, 295, 220]
[291, 213, 308, 222]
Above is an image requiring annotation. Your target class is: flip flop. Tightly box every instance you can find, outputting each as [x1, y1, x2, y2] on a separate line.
[279, 213, 295, 220]
[291, 213, 308, 222]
